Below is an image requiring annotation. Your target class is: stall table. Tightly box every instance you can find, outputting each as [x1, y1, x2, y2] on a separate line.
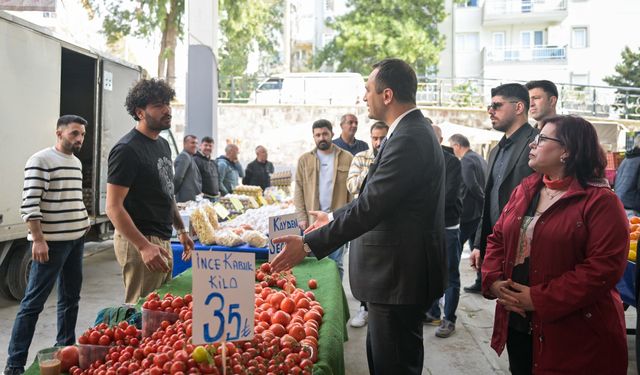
[25, 258, 349, 375]
[171, 241, 268, 277]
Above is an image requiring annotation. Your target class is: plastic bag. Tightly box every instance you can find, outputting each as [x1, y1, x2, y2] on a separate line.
[214, 230, 243, 247]
[242, 230, 268, 248]
[190, 208, 216, 245]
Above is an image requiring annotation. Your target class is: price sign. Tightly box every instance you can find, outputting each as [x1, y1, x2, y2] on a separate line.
[229, 197, 244, 211]
[268, 213, 302, 262]
[213, 203, 229, 220]
[247, 197, 259, 209]
[192, 251, 255, 345]
[257, 196, 269, 206]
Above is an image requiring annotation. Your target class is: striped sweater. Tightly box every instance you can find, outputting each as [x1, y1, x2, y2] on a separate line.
[21, 147, 89, 241]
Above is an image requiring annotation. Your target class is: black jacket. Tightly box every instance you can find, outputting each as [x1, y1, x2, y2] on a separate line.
[193, 151, 220, 196]
[615, 148, 640, 210]
[460, 149, 488, 223]
[474, 123, 537, 257]
[442, 146, 463, 227]
[305, 109, 446, 306]
[243, 159, 274, 190]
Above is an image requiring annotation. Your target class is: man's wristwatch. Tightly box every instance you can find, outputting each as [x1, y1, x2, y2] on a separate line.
[176, 228, 188, 236]
[302, 235, 312, 255]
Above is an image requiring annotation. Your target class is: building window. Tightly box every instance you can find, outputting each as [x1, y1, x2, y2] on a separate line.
[455, 33, 479, 52]
[492, 32, 505, 48]
[571, 27, 588, 48]
[457, 0, 478, 7]
[570, 72, 590, 86]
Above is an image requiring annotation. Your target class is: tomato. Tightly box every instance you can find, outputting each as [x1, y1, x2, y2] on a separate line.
[171, 297, 184, 309]
[260, 262, 272, 273]
[304, 326, 318, 339]
[271, 310, 291, 326]
[125, 325, 138, 337]
[276, 279, 286, 289]
[307, 279, 318, 289]
[304, 310, 322, 324]
[89, 330, 101, 345]
[269, 292, 285, 309]
[288, 325, 306, 341]
[296, 298, 310, 309]
[304, 291, 316, 300]
[268, 323, 286, 337]
[98, 335, 111, 346]
[57, 345, 79, 371]
[280, 297, 296, 314]
[78, 335, 89, 345]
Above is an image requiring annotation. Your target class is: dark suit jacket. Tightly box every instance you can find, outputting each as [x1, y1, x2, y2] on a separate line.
[460, 149, 488, 224]
[305, 109, 446, 306]
[443, 146, 463, 227]
[474, 123, 537, 257]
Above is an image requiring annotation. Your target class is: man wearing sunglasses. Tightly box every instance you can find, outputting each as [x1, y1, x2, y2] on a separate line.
[465, 83, 537, 294]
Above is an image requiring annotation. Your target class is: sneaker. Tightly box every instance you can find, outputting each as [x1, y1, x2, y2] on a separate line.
[463, 282, 482, 294]
[3, 366, 24, 375]
[350, 307, 368, 328]
[423, 312, 441, 326]
[435, 320, 456, 338]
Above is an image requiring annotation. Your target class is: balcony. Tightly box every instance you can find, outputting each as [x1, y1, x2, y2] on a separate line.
[483, 0, 567, 26]
[484, 45, 567, 63]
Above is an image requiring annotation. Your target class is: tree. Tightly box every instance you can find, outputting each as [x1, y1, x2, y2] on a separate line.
[315, 0, 448, 75]
[603, 46, 640, 118]
[81, 0, 184, 86]
[604, 46, 640, 88]
[217, 0, 283, 79]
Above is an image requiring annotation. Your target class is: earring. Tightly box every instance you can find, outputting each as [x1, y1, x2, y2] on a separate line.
[560, 156, 566, 164]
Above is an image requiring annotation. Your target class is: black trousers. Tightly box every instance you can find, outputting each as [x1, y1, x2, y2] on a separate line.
[506, 327, 533, 375]
[366, 302, 424, 375]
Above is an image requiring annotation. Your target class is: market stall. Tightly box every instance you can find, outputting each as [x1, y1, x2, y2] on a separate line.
[24, 257, 349, 375]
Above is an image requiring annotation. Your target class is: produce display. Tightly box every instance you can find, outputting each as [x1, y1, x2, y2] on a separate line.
[233, 185, 263, 200]
[221, 204, 295, 234]
[629, 216, 639, 261]
[57, 262, 322, 375]
[190, 208, 216, 245]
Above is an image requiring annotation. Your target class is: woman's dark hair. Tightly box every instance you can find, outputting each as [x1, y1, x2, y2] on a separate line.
[125, 78, 175, 121]
[541, 115, 606, 186]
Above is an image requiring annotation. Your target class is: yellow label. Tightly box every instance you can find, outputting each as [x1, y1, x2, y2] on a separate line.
[248, 197, 259, 209]
[257, 196, 269, 206]
[213, 203, 229, 219]
[229, 197, 244, 211]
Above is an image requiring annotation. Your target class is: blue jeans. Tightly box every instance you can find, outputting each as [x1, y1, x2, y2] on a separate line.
[7, 238, 84, 368]
[428, 228, 461, 323]
[326, 245, 345, 281]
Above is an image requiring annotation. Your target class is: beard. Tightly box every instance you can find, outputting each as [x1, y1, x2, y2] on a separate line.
[61, 138, 82, 154]
[316, 141, 331, 151]
[146, 111, 171, 131]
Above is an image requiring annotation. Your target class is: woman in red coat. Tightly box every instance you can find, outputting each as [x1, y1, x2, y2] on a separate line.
[482, 115, 629, 374]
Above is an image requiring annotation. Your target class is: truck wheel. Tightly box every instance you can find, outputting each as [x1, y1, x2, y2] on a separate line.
[0, 255, 14, 301]
[6, 242, 31, 301]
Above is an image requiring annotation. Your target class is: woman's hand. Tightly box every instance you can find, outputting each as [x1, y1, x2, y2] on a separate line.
[496, 280, 535, 318]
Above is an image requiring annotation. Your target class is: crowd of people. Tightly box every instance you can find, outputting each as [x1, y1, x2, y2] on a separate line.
[2, 58, 635, 375]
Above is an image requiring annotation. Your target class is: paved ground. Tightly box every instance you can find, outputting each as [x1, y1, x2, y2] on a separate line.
[0, 243, 637, 374]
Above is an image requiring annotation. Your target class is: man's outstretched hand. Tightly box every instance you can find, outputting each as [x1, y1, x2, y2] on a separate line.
[271, 235, 307, 272]
[304, 211, 330, 234]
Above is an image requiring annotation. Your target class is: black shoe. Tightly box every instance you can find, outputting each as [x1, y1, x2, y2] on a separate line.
[3, 366, 25, 375]
[463, 282, 481, 294]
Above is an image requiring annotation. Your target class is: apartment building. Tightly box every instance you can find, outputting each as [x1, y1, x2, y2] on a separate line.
[438, 0, 640, 86]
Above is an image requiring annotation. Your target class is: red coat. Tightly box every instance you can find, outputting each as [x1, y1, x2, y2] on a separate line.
[482, 173, 629, 374]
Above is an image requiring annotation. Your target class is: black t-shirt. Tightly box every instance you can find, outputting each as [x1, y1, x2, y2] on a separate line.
[108, 128, 174, 239]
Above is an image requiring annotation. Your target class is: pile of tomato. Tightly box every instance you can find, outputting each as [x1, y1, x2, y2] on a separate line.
[59, 262, 322, 375]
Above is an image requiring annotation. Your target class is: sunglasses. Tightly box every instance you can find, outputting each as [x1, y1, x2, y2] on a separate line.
[487, 101, 519, 111]
[532, 133, 564, 146]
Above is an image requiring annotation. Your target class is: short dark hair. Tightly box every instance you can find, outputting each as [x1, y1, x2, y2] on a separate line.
[57, 114, 88, 128]
[541, 115, 606, 187]
[491, 83, 530, 111]
[372, 58, 417, 104]
[183, 134, 197, 143]
[448, 133, 470, 148]
[370, 121, 389, 133]
[312, 119, 333, 133]
[201, 136, 214, 143]
[125, 78, 175, 121]
[525, 80, 559, 98]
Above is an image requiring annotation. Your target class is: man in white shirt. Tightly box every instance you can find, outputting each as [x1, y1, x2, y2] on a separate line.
[293, 119, 353, 279]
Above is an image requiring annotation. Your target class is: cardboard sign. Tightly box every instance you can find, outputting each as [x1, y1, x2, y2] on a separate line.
[213, 203, 230, 220]
[268, 213, 302, 262]
[192, 251, 255, 345]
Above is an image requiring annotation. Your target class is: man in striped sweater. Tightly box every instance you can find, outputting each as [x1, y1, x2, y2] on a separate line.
[4, 115, 89, 375]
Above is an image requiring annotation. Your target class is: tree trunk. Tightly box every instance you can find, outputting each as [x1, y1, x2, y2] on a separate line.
[159, 0, 180, 87]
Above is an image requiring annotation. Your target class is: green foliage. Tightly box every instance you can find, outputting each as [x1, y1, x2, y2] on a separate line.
[451, 81, 482, 107]
[316, 0, 447, 75]
[604, 46, 640, 88]
[218, 0, 284, 79]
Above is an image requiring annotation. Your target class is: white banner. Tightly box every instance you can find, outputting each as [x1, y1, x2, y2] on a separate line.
[0, 0, 56, 11]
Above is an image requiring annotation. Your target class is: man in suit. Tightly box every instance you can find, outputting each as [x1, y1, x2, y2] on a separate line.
[173, 135, 202, 202]
[465, 83, 537, 293]
[448, 134, 487, 256]
[272, 58, 446, 374]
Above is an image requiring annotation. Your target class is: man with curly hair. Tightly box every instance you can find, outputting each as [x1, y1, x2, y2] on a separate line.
[106, 78, 194, 304]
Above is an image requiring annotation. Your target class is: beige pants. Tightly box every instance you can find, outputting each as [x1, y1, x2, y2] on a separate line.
[114, 231, 173, 304]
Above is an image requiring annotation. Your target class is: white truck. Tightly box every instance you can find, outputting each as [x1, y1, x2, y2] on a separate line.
[249, 72, 365, 105]
[0, 11, 179, 301]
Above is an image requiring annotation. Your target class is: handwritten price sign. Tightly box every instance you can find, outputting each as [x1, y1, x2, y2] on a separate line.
[268, 213, 302, 262]
[192, 251, 254, 345]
